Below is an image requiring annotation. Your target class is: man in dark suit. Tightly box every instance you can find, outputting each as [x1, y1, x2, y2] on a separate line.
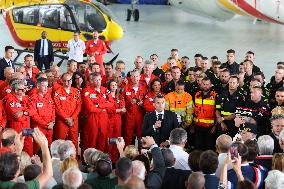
[200, 150, 219, 189]
[142, 94, 179, 146]
[161, 148, 191, 189]
[34, 31, 54, 71]
[0, 46, 15, 81]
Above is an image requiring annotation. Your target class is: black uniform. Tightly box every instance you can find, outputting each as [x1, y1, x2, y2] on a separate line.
[221, 61, 239, 75]
[216, 89, 245, 137]
[153, 67, 165, 82]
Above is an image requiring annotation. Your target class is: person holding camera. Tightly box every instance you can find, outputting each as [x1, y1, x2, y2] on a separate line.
[142, 94, 179, 146]
[3, 80, 33, 156]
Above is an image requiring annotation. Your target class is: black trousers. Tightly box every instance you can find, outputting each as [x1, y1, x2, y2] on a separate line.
[37, 56, 51, 71]
[194, 126, 216, 151]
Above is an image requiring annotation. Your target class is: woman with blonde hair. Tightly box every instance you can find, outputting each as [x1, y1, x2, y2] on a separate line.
[272, 153, 284, 172]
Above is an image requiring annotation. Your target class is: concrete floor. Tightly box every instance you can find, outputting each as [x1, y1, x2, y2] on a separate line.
[1, 4, 284, 79]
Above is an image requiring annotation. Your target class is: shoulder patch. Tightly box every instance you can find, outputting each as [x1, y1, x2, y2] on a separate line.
[85, 92, 90, 96]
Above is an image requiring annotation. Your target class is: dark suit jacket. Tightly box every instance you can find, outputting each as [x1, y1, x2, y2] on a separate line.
[142, 110, 179, 145]
[146, 147, 166, 189]
[34, 39, 54, 63]
[161, 167, 191, 189]
[204, 174, 219, 189]
[0, 58, 15, 81]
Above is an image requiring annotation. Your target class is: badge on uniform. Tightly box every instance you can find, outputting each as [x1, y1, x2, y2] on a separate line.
[60, 96, 67, 101]
[126, 92, 131, 96]
[85, 92, 90, 96]
[103, 94, 106, 98]
[117, 100, 120, 104]
[37, 103, 43, 108]
[149, 98, 153, 102]
[177, 100, 182, 104]
[6, 89, 11, 93]
[16, 103, 21, 108]
[10, 102, 14, 107]
[90, 94, 97, 99]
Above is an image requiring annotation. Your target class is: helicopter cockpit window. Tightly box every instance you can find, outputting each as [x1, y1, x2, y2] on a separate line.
[13, 6, 37, 25]
[59, 6, 76, 31]
[38, 5, 60, 29]
[65, 1, 107, 33]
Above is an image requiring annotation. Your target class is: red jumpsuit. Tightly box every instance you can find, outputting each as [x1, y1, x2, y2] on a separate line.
[144, 91, 164, 113]
[102, 75, 114, 87]
[0, 100, 7, 132]
[85, 39, 107, 70]
[3, 93, 33, 156]
[82, 86, 112, 153]
[140, 74, 158, 88]
[25, 66, 40, 83]
[107, 93, 125, 161]
[53, 86, 81, 153]
[29, 90, 55, 154]
[123, 83, 147, 145]
[0, 83, 11, 99]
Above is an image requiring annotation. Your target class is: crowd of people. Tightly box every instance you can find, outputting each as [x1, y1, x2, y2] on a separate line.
[0, 30, 284, 189]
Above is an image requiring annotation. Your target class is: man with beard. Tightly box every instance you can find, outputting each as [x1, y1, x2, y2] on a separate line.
[151, 54, 164, 81]
[180, 56, 190, 81]
[193, 77, 217, 150]
[34, 31, 54, 71]
[215, 69, 230, 94]
[216, 76, 244, 137]
[221, 49, 239, 75]
[163, 66, 182, 94]
[194, 54, 203, 68]
[85, 30, 107, 75]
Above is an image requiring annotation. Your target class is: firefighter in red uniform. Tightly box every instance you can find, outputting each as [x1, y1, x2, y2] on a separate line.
[123, 69, 147, 145]
[0, 67, 14, 99]
[0, 100, 7, 133]
[140, 60, 158, 88]
[102, 63, 114, 87]
[24, 54, 39, 83]
[82, 72, 112, 153]
[29, 77, 55, 154]
[85, 31, 107, 75]
[53, 73, 82, 153]
[3, 80, 33, 156]
[144, 78, 163, 113]
[107, 80, 126, 161]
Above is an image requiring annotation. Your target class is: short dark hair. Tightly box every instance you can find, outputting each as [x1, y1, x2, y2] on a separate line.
[133, 155, 150, 174]
[171, 48, 178, 52]
[24, 54, 33, 61]
[213, 61, 221, 66]
[23, 164, 41, 181]
[115, 157, 132, 181]
[88, 72, 101, 81]
[5, 46, 14, 52]
[244, 139, 259, 162]
[161, 149, 175, 167]
[37, 77, 48, 84]
[211, 56, 218, 60]
[104, 62, 113, 69]
[67, 59, 77, 66]
[194, 67, 202, 72]
[176, 80, 185, 87]
[221, 68, 230, 74]
[96, 159, 112, 177]
[171, 66, 180, 71]
[78, 183, 93, 189]
[194, 54, 203, 58]
[11, 183, 29, 189]
[254, 72, 265, 80]
[202, 57, 208, 61]
[182, 56, 189, 60]
[236, 179, 256, 189]
[188, 150, 202, 172]
[229, 75, 239, 83]
[0, 152, 19, 181]
[227, 49, 235, 54]
[154, 94, 165, 102]
[150, 78, 161, 92]
[246, 51, 254, 55]
[199, 150, 218, 174]
[237, 143, 249, 161]
[91, 62, 100, 68]
[188, 67, 195, 72]
[202, 77, 211, 83]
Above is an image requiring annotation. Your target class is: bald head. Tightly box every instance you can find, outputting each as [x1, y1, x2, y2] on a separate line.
[216, 134, 232, 153]
[187, 172, 205, 189]
[1, 128, 17, 148]
[124, 176, 145, 189]
[4, 67, 14, 80]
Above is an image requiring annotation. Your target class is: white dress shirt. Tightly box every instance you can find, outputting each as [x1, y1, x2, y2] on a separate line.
[40, 39, 48, 56]
[169, 145, 190, 170]
[67, 39, 86, 62]
[215, 153, 233, 178]
[4, 58, 12, 67]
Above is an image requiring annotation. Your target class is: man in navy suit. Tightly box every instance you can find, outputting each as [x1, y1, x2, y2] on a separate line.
[142, 94, 179, 146]
[34, 31, 54, 71]
[0, 46, 15, 81]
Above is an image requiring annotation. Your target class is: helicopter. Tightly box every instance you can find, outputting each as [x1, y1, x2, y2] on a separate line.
[1, 0, 124, 63]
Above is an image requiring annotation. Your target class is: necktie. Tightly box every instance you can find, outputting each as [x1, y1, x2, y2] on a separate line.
[158, 114, 163, 121]
[41, 39, 45, 56]
[8, 60, 12, 67]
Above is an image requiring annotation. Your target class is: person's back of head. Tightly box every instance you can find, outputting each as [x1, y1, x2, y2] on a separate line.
[132, 160, 146, 180]
[272, 153, 284, 172]
[115, 157, 133, 182]
[50, 139, 65, 158]
[60, 157, 78, 174]
[199, 150, 218, 174]
[237, 143, 249, 162]
[10, 183, 28, 189]
[161, 148, 175, 167]
[78, 183, 92, 189]
[0, 152, 19, 181]
[216, 134, 232, 153]
[244, 139, 259, 162]
[23, 164, 41, 181]
[86, 150, 104, 172]
[237, 179, 256, 189]
[62, 167, 83, 189]
[1, 128, 17, 148]
[169, 128, 187, 146]
[133, 154, 150, 173]
[58, 140, 76, 161]
[124, 145, 139, 160]
[124, 176, 145, 189]
[257, 135, 274, 155]
[96, 158, 112, 177]
[188, 150, 202, 172]
[265, 170, 284, 189]
[187, 172, 205, 189]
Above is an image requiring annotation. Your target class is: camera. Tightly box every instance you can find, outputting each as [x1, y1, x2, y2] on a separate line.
[108, 138, 120, 145]
[22, 128, 34, 136]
